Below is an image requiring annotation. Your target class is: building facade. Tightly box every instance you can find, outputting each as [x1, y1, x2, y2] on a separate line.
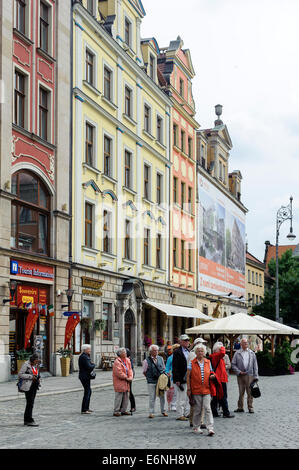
[246, 251, 265, 312]
[0, 0, 71, 382]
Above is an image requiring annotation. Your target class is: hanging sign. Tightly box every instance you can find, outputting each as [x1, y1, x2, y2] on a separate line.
[64, 313, 81, 348]
[24, 305, 39, 348]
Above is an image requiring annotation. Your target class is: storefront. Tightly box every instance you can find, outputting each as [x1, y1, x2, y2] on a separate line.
[9, 259, 54, 374]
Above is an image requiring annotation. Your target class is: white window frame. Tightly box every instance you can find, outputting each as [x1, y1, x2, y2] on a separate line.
[124, 82, 134, 120]
[13, 64, 30, 131]
[86, 0, 96, 16]
[124, 15, 133, 49]
[156, 113, 164, 145]
[84, 115, 98, 168]
[84, 198, 96, 250]
[143, 102, 152, 135]
[102, 129, 115, 178]
[124, 146, 134, 190]
[156, 231, 163, 269]
[84, 42, 98, 89]
[102, 207, 114, 255]
[143, 226, 151, 266]
[14, 0, 31, 37]
[143, 160, 152, 201]
[149, 53, 156, 81]
[37, 80, 53, 143]
[156, 171, 164, 205]
[102, 60, 115, 103]
[124, 218, 133, 260]
[38, 0, 54, 57]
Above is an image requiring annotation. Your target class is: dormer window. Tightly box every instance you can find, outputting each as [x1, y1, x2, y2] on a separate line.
[149, 54, 155, 80]
[86, 0, 95, 15]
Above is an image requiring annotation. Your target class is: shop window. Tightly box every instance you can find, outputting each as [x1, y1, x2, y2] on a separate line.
[102, 302, 112, 341]
[11, 171, 50, 255]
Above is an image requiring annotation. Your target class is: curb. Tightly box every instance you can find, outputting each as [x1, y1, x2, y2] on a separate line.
[0, 377, 145, 402]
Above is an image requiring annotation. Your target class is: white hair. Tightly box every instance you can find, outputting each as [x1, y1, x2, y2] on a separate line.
[194, 344, 207, 355]
[213, 341, 223, 353]
[116, 347, 127, 356]
[149, 344, 159, 353]
[81, 344, 91, 352]
[240, 337, 248, 343]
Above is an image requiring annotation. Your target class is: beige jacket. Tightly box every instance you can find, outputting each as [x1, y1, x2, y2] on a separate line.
[18, 361, 39, 392]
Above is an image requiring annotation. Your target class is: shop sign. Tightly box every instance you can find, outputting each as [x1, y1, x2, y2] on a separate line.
[81, 277, 105, 297]
[10, 260, 54, 282]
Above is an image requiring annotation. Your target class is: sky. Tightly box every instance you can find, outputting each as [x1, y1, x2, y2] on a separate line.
[141, 0, 299, 262]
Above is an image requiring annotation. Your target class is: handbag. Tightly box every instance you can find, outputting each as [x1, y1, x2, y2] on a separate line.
[90, 369, 96, 380]
[16, 377, 25, 393]
[250, 380, 261, 398]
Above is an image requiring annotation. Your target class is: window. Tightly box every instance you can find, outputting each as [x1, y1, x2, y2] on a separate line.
[124, 150, 132, 188]
[85, 50, 94, 86]
[85, 202, 93, 248]
[181, 130, 185, 152]
[248, 269, 251, 283]
[173, 124, 178, 147]
[156, 233, 162, 269]
[39, 87, 49, 141]
[149, 54, 155, 80]
[11, 171, 50, 255]
[103, 210, 112, 254]
[85, 123, 94, 166]
[40, 1, 49, 52]
[179, 78, 184, 97]
[144, 104, 151, 133]
[252, 271, 254, 284]
[104, 135, 112, 177]
[259, 273, 262, 287]
[188, 137, 193, 158]
[104, 66, 112, 101]
[181, 182, 185, 208]
[173, 177, 178, 203]
[15, 0, 26, 34]
[256, 272, 258, 285]
[156, 173, 162, 205]
[124, 18, 131, 46]
[157, 116, 163, 143]
[124, 219, 131, 259]
[86, 0, 94, 15]
[188, 243, 192, 272]
[144, 228, 150, 265]
[125, 86, 132, 117]
[102, 302, 112, 341]
[188, 186, 192, 212]
[173, 238, 178, 267]
[181, 240, 185, 269]
[14, 70, 26, 128]
[144, 164, 150, 200]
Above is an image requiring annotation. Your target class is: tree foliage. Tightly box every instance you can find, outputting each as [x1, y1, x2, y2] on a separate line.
[252, 250, 299, 325]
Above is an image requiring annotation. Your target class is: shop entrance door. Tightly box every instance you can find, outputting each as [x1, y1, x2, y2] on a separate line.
[124, 309, 134, 351]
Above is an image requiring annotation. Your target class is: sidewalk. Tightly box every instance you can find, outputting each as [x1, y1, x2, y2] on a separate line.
[0, 366, 145, 402]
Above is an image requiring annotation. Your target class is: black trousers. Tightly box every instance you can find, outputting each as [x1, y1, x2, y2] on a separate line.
[80, 378, 91, 412]
[211, 382, 230, 416]
[129, 381, 136, 411]
[24, 381, 39, 423]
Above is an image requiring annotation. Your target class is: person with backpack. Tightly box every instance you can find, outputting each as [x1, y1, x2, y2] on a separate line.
[18, 353, 41, 426]
[143, 344, 168, 418]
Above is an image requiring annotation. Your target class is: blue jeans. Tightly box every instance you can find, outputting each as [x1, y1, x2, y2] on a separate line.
[80, 378, 91, 412]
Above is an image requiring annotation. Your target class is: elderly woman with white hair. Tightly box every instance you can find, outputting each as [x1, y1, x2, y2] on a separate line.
[112, 347, 133, 417]
[209, 341, 234, 418]
[78, 344, 96, 414]
[186, 344, 217, 436]
[143, 344, 168, 419]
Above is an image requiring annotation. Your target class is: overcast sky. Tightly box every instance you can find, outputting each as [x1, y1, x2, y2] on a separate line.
[141, 0, 299, 262]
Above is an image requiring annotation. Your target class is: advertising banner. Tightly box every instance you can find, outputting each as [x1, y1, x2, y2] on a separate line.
[64, 313, 81, 348]
[198, 175, 246, 298]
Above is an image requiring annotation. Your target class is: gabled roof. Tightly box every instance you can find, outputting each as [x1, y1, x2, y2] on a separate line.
[202, 123, 233, 149]
[264, 243, 296, 272]
[246, 251, 264, 266]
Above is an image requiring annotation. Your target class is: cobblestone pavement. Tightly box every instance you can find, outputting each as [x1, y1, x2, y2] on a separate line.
[0, 373, 298, 449]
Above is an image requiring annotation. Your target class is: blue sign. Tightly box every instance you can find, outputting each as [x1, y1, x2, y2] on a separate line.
[10, 260, 18, 275]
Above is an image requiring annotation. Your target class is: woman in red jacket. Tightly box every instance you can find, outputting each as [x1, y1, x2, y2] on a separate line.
[209, 342, 234, 418]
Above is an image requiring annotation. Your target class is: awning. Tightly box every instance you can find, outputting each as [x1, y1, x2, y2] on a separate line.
[144, 300, 214, 322]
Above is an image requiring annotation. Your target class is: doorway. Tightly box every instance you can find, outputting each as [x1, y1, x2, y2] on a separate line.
[124, 309, 134, 351]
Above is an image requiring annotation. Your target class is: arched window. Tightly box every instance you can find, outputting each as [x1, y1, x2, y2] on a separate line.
[11, 170, 51, 255]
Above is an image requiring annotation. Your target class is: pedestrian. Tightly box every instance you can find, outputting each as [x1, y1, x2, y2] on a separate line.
[209, 341, 234, 418]
[187, 337, 207, 428]
[18, 353, 41, 426]
[165, 343, 180, 411]
[126, 348, 136, 413]
[186, 344, 218, 436]
[231, 337, 259, 414]
[164, 340, 172, 358]
[143, 344, 168, 418]
[172, 334, 190, 421]
[78, 344, 96, 414]
[112, 348, 133, 416]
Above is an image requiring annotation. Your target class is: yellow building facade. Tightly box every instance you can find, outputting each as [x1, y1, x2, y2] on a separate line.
[71, 0, 172, 365]
[246, 251, 265, 312]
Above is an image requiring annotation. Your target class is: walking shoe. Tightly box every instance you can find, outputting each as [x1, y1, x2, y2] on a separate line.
[171, 406, 176, 411]
[193, 427, 203, 434]
[87, 410, 94, 412]
[208, 430, 215, 436]
[176, 416, 188, 421]
[248, 409, 254, 414]
[148, 414, 154, 418]
[234, 408, 245, 412]
[24, 422, 39, 426]
[162, 412, 168, 417]
[130, 408, 136, 412]
[200, 424, 207, 429]
[213, 413, 220, 417]
[81, 411, 92, 414]
[223, 413, 235, 418]
[113, 412, 121, 417]
[121, 412, 131, 415]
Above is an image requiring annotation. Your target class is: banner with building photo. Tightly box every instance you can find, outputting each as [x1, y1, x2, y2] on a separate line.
[198, 175, 246, 298]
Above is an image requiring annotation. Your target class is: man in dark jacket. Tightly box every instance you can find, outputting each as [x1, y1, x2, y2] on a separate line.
[79, 344, 95, 414]
[172, 334, 190, 421]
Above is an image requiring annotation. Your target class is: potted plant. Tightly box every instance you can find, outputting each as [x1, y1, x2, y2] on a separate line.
[57, 347, 72, 377]
[94, 319, 105, 332]
[16, 349, 31, 372]
[143, 335, 152, 348]
[80, 317, 93, 331]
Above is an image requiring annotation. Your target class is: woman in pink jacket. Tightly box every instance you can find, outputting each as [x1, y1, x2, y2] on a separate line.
[112, 348, 133, 416]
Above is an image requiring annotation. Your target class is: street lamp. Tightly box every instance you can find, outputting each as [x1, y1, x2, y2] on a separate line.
[62, 288, 74, 309]
[3, 280, 18, 304]
[275, 196, 296, 322]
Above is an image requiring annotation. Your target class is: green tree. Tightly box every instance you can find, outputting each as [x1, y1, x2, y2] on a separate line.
[252, 249, 299, 324]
